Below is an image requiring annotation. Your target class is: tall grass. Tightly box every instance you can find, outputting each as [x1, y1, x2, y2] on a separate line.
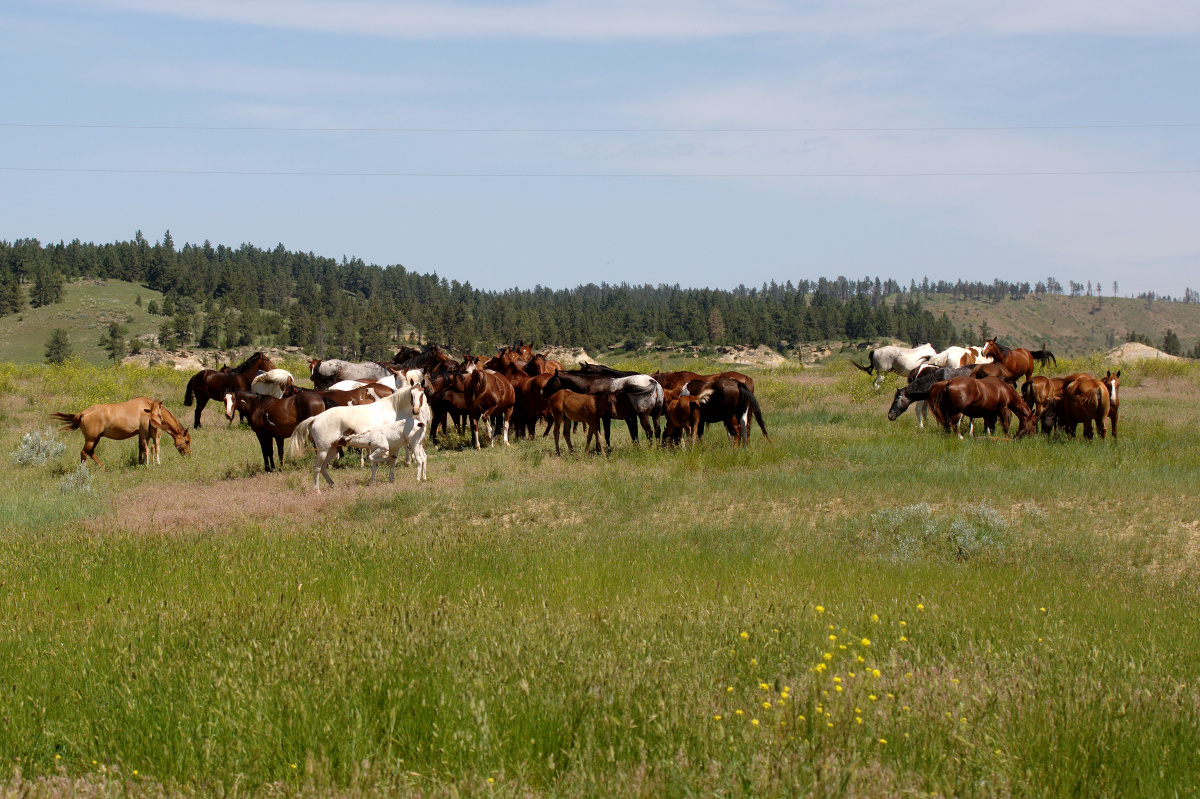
[1, 356, 1199, 796]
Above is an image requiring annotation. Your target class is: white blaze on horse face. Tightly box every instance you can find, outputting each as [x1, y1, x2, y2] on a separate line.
[224, 393, 235, 418]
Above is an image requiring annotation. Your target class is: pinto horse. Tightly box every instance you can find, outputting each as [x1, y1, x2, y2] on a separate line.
[52, 398, 192, 466]
[225, 389, 330, 472]
[980, 339, 1056, 385]
[184, 352, 274, 428]
[927, 376, 1035, 439]
[540, 369, 663, 448]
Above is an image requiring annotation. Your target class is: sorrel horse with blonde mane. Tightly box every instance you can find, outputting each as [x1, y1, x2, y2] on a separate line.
[51, 398, 192, 466]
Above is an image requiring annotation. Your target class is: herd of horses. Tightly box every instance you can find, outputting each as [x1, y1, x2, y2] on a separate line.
[49, 343, 770, 488]
[868, 338, 1120, 440]
[44, 335, 1122, 486]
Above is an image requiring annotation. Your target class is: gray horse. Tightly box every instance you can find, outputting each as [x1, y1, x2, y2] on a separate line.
[307, 358, 395, 390]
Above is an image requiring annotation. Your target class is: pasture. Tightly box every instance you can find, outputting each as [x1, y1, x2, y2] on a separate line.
[2, 356, 1200, 797]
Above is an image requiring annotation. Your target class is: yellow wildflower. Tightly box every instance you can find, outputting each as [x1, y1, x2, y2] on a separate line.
[879, 738, 887, 744]
[735, 709, 744, 716]
[899, 636, 908, 642]
[750, 658, 758, 665]
[740, 631, 749, 639]
[714, 715, 722, 721]
[861, 638, 871, 647]
[855, 717, 862, 724]
[835, 685, 843, 693]
[869, 694, 877, 701]
[899, 620, 907, 627]
[763, 702, 771, 709]
[917, 604, 925, 611]
[751, 718, 760, 727]
[829, 634, 837, 642]
[872, 669, 881, 678]
[871, 614, 880, 623]
[728, 686, 734, 692]
[759, 682, 770, 691]
[815, 605, 825, 613]
[823, 653, 833, 661]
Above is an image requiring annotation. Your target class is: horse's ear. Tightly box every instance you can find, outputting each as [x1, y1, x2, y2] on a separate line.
[1116, 370, 1121, 378]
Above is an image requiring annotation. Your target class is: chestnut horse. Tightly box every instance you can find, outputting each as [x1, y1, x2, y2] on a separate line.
[225, 389, 330, 472]
[1101, 370, 1121, 438]
[1046, 375, 1111, 439]
[51, 398, 192, 466]
[1021, 376, 1065, 433]
[459, 368, 516, 448]
[652, 369, 756, 395]
[548, 390, 619, 455]
[662, 387, 711, 446]
[184, 352, 275, 428]
[927, 376, 1035, 439]
[980, 339, 1056, 385]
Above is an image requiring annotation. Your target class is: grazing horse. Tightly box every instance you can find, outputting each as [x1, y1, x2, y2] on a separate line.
[652, 369, 756, 395]
[547, 390, 619, 455]
[287, 385, 424, 490]
[1021, 376, 1065, 433]
[455, 367, 517, 448]
[927, 376, 1035, 439]
[307, 358, 396, 390]
[681, 378, 770, 446]
[540, 369, 664, 448]
[51, 398, 192, 466]
[184, 352, 275, 428]
[887, 366, 972, 427]
[853, 344, 936, 389]
[1045, 375, 1111, 440]
[334, 416, 429, 484]
[662, 388, 711, 446]
[980, 339, 1057, 385]
[968, 362, 1017, 384]
[1101, 370, 1121, 438]
[250, 369, 295, 398]
[141, 404, 191, 466]
[224, 389, 330, 472]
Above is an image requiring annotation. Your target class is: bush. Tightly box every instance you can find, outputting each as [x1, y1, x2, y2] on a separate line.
[11, 428, 66, 466]
[863, 503, 1010, 563]
[59, 462, 96, 494]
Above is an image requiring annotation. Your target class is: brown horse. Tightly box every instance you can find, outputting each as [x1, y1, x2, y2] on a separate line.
[547, 390, 618, 455]
[662, 387, 710, 446]
[141, 404, 191, 466]
[681, 378, 769, 446]
[225, 389, 330, 471]
[968, 362, 1017, 384]
[927, 376, 1035, 439]
[1101, 370, 1121, 438]
[1021, 376, 1065, 432]
[980, 339, 1056, 385]
[652, 369, 757, 395]
[51, 398, 192, 466]
[423, 370, 471, 445]
[184, 352, 274, 428]
[459, 368, 516, 447]
[1046, 375, 1111, 439]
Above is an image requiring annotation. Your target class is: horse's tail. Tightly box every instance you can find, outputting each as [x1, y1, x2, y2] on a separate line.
[287, 417, 316, 459]
[1031, 350, 1057, 367]
[184, 373, 198, 406]
[740, 383, 769, 441]
[927, 383, 949, 429]
[49, 411, 81, 431]
[853, 352, 875, 376]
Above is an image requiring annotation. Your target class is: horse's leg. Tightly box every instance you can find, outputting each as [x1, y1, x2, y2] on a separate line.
[638, 412, 654, 444]
[257, 432, 274, 471]
[193, 396, 206, 429]
[83, 437, 103, 467]
[553, 416, 563, 456]
[502, 410, 511, 446]
[564, 418, 574, 453]
[625, 417, 639, 444]
[471, 414, 482, 449]
[415, 445, 427, 481]
[275, 437, 284, 469]
[602, 416, 611, 450]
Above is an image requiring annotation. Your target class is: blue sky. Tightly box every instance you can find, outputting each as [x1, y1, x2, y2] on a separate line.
[3, 1, 1200, 294]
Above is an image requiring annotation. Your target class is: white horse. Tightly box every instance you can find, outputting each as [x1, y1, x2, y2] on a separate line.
[287, 384, 425, 490]
[250, 369, 295, 398]
[336, 414, 429, 484]
[326, 371, 421, 394]
[926, 347, 993, 368]
[854, 344, 937, 389]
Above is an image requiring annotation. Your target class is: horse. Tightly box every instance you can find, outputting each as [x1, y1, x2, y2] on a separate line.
[224, 389, 330, 472]
[307, 358, 396, 390]
[652, 369, 755, 395]
[333, 416, 429, 484]
[926, 376, 1035, 439]
[184, 352, 275, 428]
[450, 366, 516, 448]
[1021, 376, 1064, 433]
[524, 353, 563, 376]
[394, 345, 458, 374]
[318, 381, 397, 403]
[680, 378, 769, 446]
[422, 370, 471, 445]
[141, 404, 191, 466]
[926, 346, 992, 368]
[980, 339, 1057, 385]
[968, 362, 1017, 384]
[547, 390, 619, 455]
[887, 366, 972, 427]
[51, 398, 192, 467]
[1045, 375, 1110, 440]
[540, 369, 663, 448]
[853, 344, 936, 389]
[250, 369, 295, 398]
[662, 388, 711, 446]
[287, 384, 424, 490]
[1101, 370, 1121, 438]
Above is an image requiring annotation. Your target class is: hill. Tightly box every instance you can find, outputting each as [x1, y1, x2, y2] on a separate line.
[0, 279, 164, 366]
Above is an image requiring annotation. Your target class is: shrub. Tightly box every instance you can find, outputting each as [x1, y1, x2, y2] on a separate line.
[12, 428, 66, 466]
[864, 503, 1010, 563]
[59, 462, 96, 494]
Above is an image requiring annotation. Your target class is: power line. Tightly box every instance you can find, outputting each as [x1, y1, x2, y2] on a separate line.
[4, 166, 1200, 178]
[3, 122, 1200, 134]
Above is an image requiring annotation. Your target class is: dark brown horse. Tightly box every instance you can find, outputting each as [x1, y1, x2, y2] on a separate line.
[184, 352, 274, 428]
[653, 369, 756, 395]
[980, 339, 1056, 385]
[459, 368, 516, 447]
[680, 378, 769, 446]
[968, 362, 1017, 384]
[393, 345, 458, 373]
[225, 389, 329, 471]
[927, 376, 1035, 438]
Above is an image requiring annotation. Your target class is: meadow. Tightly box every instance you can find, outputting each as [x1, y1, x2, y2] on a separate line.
[2, 355, 1200, 798]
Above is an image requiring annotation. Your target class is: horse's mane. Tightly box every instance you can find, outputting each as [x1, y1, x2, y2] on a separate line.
[232, 352, 268, 375]
[989, 340, 1012, 359]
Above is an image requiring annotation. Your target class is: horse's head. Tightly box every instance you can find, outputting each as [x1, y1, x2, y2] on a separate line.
[224, 391, 237, 420]
[887, 388, 910, 421]
[307, 358, 321, 378]
[1103, 370, 1121, 404]
[601, 392, 620, 417]
[410, 385, 427, 418]
[255, 352, 276, 372]
[981, 338, 1001, 359]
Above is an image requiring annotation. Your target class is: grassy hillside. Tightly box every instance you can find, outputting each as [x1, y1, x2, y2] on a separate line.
[919, 293, 1200, 356]
[0, 279, 164, 366]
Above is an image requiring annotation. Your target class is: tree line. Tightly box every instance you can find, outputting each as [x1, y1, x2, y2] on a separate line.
[4, 233, 1197, 360]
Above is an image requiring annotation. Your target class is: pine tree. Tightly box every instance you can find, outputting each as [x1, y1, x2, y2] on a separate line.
[1162, 329, 1182, 356]
[100, 322, 127, 361]
[45, 328, 72, 364]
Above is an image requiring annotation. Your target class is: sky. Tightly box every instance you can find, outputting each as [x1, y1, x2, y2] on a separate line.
[2, 1, 1200, 295]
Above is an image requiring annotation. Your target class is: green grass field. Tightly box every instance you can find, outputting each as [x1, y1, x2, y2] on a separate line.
[1, 357, 1199, 797]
